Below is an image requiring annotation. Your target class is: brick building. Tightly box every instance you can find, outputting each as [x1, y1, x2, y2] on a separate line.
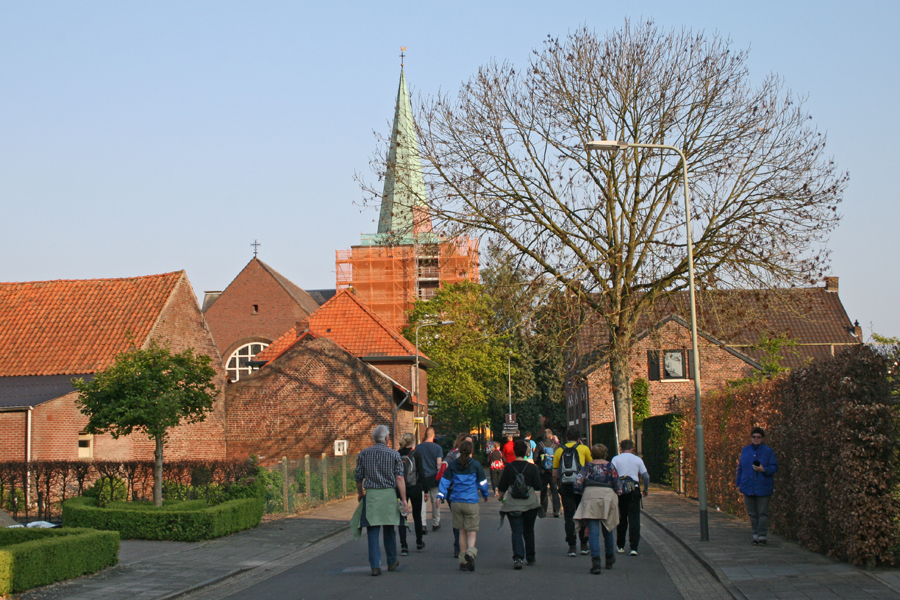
[0, 272, 227, 462]
[201, 257, 322, 382]
[226, 288, 432, 462]
[567, 277, 863, 439]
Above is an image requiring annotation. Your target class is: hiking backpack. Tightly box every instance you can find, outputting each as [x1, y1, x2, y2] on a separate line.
[537, 442, 556, 471]
[558, 442, 582, 484]
[401, 452, 418, 488]
[509, 463, 530, 499]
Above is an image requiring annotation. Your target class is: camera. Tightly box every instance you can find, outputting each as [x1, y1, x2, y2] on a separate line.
[753, 460, 761, 467]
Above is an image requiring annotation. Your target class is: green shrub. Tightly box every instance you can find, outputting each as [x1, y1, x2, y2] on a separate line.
[107, 499, 208, 511]
[83, 476, 127, 507]
[0, 528, 119, 594]
[63, 496, 265, 541]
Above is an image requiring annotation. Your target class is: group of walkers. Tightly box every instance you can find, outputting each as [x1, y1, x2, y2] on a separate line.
[352, 424, 649, 576]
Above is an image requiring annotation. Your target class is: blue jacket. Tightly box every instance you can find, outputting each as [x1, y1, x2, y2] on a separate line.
[736, 443, 778, 496]
[437, 458, 489, 504]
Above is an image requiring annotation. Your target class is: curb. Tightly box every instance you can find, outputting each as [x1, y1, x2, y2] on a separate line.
[159, 522, 352, 600]
[642, 509, 746, 600]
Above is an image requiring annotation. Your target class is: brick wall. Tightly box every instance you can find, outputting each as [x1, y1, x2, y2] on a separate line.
[573, 320, 756, 429]
[204, 260, 314, 359]
[366, 362, 428, 405]
[0, 412, 27, 461]
[225, 336, 410, 465]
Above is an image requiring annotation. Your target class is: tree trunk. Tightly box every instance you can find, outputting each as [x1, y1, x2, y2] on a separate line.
[609, 345, 633, 449]
[153, 436, 164, 507]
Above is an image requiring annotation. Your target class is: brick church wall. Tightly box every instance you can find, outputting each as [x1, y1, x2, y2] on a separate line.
[203, 260, 315, 359]
[225, 337, 409, 464]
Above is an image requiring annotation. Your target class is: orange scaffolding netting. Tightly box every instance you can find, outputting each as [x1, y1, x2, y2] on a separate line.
[335, 238, 479, 331]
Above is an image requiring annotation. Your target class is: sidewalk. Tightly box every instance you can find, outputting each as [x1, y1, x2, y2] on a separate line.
[642, 487, 900, 600]
[17, 498, 360, 600]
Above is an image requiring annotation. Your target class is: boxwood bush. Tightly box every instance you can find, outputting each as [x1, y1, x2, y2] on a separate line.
[63, 496, 265, 541]
[0, 528, 119, 594]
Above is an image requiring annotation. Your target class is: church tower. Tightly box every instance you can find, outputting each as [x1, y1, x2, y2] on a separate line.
[336, 63, 479, 331]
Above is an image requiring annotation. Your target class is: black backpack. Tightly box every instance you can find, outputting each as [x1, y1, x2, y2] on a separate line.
[509, 463, 530, 499]
[401, 451, 418, 488]
[558, 442, 582, 484]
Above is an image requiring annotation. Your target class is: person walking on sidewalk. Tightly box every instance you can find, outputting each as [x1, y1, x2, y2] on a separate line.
[497, 439, 543, 569]
[446, 433, 472, 558]
[489, 441, 505, 497]
[437, 439, 489, 571]
[536, 429, 560, 517]
[611, 439, 649, 556]
[736, 427, 779, 546]
[554, 426, 593, 557]
[417, 426, 443, 533]
[352, 425, 407, 577]
[398, 433, 425, 555]
[574, 443, 621, 574]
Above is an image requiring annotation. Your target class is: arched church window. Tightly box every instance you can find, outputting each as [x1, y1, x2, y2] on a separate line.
[226, 342, 269, 382]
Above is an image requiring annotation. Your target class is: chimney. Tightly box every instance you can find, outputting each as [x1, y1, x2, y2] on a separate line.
[824, 276, 839, 293]
[295, 319, 310, 334]
[853, 319, 863, 341]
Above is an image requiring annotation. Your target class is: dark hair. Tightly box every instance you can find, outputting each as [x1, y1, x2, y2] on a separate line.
[620, 439, 635, 452]
[453, 433, 469, 449]
[458, 440, 474, 468]
[751, 427, 766, 438]
[513, 439, 528, 458]
[565, 426, 580, 441]
[524, 431, 532, 438]
[591, 444, 608, 460]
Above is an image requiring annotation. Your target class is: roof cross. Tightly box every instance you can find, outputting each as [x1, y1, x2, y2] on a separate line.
[251, 239, 261, 257]
[400, 46, 406, 67]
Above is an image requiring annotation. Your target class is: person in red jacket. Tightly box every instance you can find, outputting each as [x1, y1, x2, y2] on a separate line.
[502, 435, 516, 464]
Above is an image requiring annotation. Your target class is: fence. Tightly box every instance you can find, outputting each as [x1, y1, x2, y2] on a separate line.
[0, 460, 256, 523]
[259, 453, 359, 515]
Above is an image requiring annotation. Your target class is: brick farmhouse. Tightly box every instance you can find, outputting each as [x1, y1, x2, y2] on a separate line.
[566, 277, 863, 439]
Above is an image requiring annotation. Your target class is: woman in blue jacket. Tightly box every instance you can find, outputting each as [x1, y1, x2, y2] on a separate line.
[735, 427, 779, 545]
[437, 440, 489, 571]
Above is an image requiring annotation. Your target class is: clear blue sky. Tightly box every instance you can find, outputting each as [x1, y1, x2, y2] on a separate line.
[2, 2, 897, 337]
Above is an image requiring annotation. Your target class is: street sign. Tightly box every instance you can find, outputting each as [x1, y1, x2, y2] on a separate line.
[505, 413, 516, 424]
[502, 412, 520, 438]
[413, 417, 424, 424]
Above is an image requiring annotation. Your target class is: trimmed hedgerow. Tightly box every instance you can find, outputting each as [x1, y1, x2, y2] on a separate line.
[0, 528, 120, 594]
[63, 496, 265, 541]
[680, 345, 899, 566]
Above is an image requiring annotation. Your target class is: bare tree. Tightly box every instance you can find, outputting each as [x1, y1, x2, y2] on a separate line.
[362, 22, 846, 443]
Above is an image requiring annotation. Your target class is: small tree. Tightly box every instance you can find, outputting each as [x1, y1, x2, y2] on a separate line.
[74, 341, 219, 506]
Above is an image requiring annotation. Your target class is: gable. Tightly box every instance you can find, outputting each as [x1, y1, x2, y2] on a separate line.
[0, 272, 183, 377]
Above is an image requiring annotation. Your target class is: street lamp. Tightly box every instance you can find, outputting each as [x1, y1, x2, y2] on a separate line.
[586, 139, 709, 542]
[415, 321, 454, 441]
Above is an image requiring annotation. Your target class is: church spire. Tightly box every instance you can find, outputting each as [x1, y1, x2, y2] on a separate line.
[376, 64, 431, 241]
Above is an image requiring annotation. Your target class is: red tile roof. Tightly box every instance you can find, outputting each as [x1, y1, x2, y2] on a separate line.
[0, 272, 183, 377]
[256, 289, 426, 363]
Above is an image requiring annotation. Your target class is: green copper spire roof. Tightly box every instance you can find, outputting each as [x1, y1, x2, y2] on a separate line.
[363, 67, 436, 246]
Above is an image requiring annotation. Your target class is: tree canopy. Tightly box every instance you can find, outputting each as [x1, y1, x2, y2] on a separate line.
[74, 341, 219, 506]
[372, 21, 846, 443]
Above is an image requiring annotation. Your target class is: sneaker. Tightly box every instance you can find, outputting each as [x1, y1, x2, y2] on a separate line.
[417, 541, 425, 551]
[759, 539, 767, 546]
[422, 530, 428, 536]
[400, 547, 409, 556]
[526, 559, 535, 566]
[567, 545, 577, 557]
[581, 542, 590, 555]
[630, 550, 638, 556]
[751, 539, 759, 546]
[371, 568, 382, 576]
[459, 563, 468, 571]
[465, 553, 475, 571]
[553, 512, 560, 518]
[432, 524, 441, 532]
[388, 560, 399, 571]
[617, 547, 625, 554]
[513, 559, 523, 570]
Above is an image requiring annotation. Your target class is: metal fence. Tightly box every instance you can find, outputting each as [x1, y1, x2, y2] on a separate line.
[259, 453, 359, 515]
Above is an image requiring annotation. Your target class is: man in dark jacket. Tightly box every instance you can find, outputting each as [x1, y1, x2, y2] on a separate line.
[735, 427, 779, 545]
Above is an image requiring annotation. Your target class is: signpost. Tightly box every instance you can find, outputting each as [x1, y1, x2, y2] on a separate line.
[502, 413, 519, 438]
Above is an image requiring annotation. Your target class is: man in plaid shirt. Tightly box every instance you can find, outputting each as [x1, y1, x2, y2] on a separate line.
[355, 425, 408, 576]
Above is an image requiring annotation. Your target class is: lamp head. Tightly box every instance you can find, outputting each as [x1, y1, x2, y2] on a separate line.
[586, 140, 629, 152]
[439, 321, 455, 326]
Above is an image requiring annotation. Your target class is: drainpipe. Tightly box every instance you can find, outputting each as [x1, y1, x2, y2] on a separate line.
[392, 391, 411, 450]
[26, 406, 33, 505]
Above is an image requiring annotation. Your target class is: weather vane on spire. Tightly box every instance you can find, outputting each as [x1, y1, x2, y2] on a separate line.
[400, 46, 407, 67]
[251, 239, 261, 257]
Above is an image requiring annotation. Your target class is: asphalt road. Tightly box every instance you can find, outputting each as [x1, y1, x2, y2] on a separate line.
[221, 498, 686, 600]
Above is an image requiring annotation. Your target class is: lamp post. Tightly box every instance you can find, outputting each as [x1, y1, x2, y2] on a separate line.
[415, 320, 454, 441]
[586, 139, 709, 542]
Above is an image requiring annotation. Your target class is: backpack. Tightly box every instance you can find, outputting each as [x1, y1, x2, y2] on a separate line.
[558, 442, 582, 484]
[537, 442, 556, 471]
[509, 463, 530, 499]
[401, 452, 418, 488]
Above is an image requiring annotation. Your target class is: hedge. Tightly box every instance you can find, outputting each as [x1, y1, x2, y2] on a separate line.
[63, 496, 265, 541]
[0, 528, 119, 594]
